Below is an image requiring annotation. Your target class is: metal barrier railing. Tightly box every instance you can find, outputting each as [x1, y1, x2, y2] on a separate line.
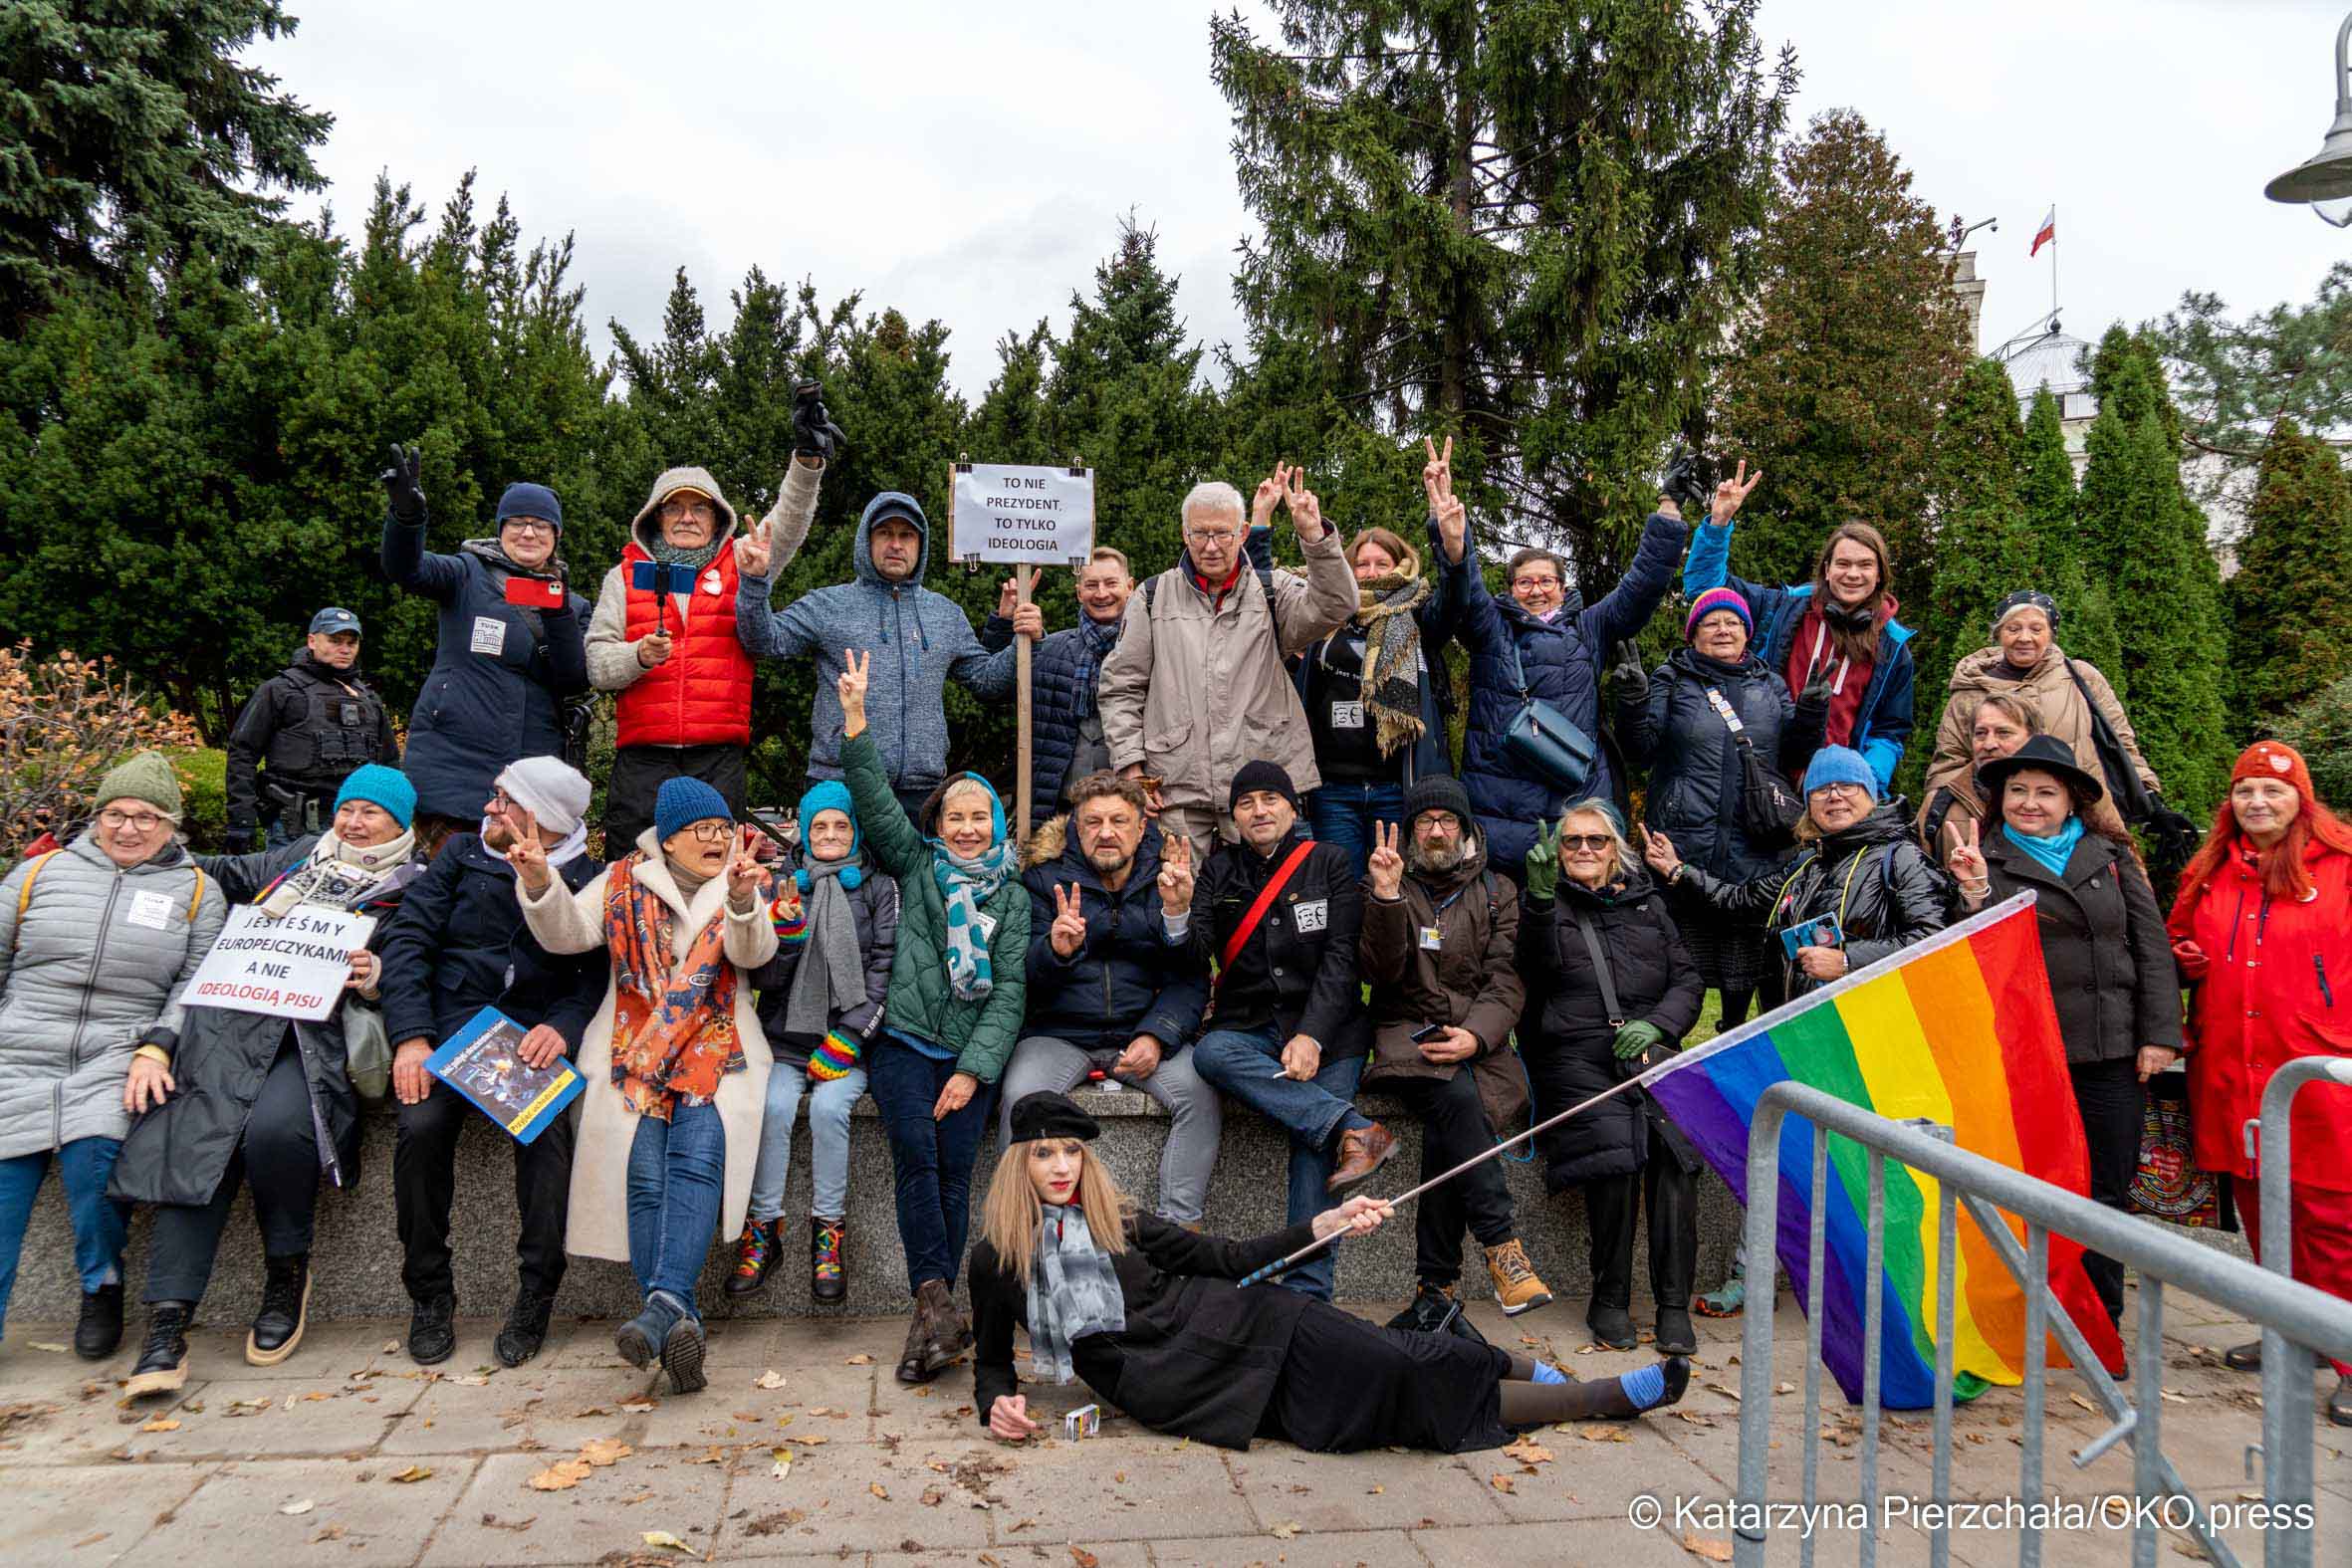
[2248, 1055, 2352, 1568]
[1734, 1079, 2352, 1568]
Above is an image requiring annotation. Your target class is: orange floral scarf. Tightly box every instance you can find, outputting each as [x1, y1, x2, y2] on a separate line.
[604, 852, 743, 1120]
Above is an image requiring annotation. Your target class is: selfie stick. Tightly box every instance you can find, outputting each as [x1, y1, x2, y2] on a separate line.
[1235, 1042, 1710, 1289]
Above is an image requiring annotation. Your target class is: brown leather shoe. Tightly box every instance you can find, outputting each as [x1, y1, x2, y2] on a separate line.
[1326, 1122, 1398, 1196]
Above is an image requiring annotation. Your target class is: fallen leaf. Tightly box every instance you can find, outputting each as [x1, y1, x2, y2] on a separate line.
[72, 1532, 108, 1548]
[641, 1529, 700, 1556]
[278, 1499, 315, 1516]
[2068, 1393, 2097, 1414]
[389, 1464, 433, 1483]
[1707, 1383, 1741, 1401]
[1269, 1521, 1301, 1540]
[798, 1434, 828, 1447]
[1775, 1382, 1796, 1395]
[755, 1370, 788, 1390]
[580, 1438, 632, 1466]
[683, 1447, 727, 1465]
[1070, 1549, 1100, 1568]
[808, 1406, 832, 1416]
[1490, 1473, 1517, 1493]
[26, 1342, 67, 1353]
[870, 1482, 889, 1500]
[479, 1513, 536, 1532]
[1501, 1437, 1553, 1465]
[619, 1399, 657, 1413]
[921, 1486, 945, 1507]
[1681, 1534, 1736, 1562]
[312, 1525, 346, 1543]
[381, 1340, 399, 1354]
[844, 1354, 874, 1365]
[139, 1417, 180, 1433]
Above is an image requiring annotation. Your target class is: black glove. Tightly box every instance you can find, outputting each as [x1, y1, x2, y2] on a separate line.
[222, 826, 257, 854]
[2147, 798, 2199, 841]
[792, 380, 846, 463]
[1661, 448, 1713, 513]
[1797, 670, 1832, 710]
[1609, 639, 1649, 700]
[380, 443, 426, 523]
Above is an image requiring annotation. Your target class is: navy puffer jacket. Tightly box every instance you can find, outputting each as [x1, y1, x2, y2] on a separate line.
[1020, 816, 1207, 1053]
[1445, 511, 1689, 869]
[1619, 647, 1822, 884]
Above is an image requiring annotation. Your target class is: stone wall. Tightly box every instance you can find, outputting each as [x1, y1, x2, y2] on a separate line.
[7, 1089, 1745, 1324]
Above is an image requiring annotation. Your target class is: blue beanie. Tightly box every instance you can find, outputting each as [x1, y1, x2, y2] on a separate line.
[1800, 746, 1878, 800]
[654, 775, 733, 843]
[795, 780, 863, 890]
[496, 481, 563, 532]
[335, 764, 416, 829]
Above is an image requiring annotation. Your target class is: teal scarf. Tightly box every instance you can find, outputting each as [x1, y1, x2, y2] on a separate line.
[932, 837, 1014, 1002]
[2002, 816, 2084, 877]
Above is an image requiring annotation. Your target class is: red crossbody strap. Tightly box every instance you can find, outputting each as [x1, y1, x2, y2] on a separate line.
[1218, 839, 1316, 981]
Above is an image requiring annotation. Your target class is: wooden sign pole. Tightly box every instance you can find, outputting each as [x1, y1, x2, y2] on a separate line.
[1015, 562, 1036, 841]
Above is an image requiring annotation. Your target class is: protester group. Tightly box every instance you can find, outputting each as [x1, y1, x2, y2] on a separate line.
[4, 387, 2349, 1458]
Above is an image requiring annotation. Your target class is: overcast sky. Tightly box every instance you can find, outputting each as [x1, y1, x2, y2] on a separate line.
[249, 0, 2352, 397]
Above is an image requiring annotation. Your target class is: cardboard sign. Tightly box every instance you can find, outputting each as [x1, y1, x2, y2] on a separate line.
[949, 463, 1094, 564]
[180, 903, 377, 1021]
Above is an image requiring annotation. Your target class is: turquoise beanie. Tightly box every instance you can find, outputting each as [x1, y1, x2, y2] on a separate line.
[336, 764, 416, 828]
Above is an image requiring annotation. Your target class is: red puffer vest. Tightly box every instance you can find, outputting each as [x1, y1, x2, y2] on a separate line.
[615, 539, 754, 747]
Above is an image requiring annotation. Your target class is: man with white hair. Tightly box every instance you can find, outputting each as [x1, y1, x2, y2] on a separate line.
[375, 757, 607, 1370]
[1098, 466, 1357, 864]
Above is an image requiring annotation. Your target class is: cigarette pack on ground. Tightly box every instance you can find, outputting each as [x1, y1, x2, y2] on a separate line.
[1062, 1405, 1100, 1440]
[427, 1005, 583, 1145]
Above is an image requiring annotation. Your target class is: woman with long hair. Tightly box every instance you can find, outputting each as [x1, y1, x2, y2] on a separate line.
[2169, 741, 2352, 1426]
[969, 1092, 1690, 1454]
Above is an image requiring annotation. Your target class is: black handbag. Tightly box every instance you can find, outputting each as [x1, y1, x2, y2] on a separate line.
[1705, 685, 1804, 846]
[2062, 658, 2155, 824]
[1500, 633, 1596, 797]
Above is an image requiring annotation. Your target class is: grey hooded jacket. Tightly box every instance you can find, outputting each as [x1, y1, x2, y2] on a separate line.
[0, 833, 226, 1159]
[736, 491, 1017, 793]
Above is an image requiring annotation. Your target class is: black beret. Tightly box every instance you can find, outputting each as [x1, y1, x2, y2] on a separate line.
[1008, 1091, 1101, 1145]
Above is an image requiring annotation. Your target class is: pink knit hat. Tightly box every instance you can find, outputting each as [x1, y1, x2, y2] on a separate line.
[1685, 586, 1753, 641]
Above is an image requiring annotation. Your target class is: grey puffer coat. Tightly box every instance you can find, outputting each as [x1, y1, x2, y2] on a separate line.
[0, 834, 225, 1160]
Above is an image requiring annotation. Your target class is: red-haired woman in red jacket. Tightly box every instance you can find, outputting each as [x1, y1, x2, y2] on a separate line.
[2169, 740, 2352, 1426]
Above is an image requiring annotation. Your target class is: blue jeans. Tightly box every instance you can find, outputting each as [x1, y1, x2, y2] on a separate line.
[1191, 1025, 1370, 1300]
[747, 1061, 867, 1224]
[1307, 782, 1406, 881]
[625, 1102, 726, 1318]
[0, 1138, 128, 1327]
[866, 1038, 998, 1296]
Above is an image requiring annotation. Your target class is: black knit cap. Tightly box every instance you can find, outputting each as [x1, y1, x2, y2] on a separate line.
[1229, 760, 1301, 816]
[1401, 774, 1473, 831]
[1008, 1091, 1101, 1145]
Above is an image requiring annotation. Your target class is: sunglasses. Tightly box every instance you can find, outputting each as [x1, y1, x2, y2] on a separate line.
[1558, 833, 1613, 851]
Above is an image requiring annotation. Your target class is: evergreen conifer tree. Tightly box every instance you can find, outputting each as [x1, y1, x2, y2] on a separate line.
[1921, 357, 2029, 687]
[2228, 418, 2352, 729]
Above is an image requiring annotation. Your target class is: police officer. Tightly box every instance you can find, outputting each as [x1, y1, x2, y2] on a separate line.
[224, 607, 401, 851]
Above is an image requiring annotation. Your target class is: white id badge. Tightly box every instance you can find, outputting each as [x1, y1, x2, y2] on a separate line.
[1293, 898, 1328, 933]
[126, 890, 175, 931]
[974, 911, 999, 944]
[1329, 701, 1365, 730]
[470, 615, 507, 656]
[1418, 925, 1443, 951]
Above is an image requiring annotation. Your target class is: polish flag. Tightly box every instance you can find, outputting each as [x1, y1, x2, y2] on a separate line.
[2030, 206, 2056, 257]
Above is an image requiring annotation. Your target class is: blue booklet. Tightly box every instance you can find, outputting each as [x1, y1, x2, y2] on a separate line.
[426, 1005, 583, 1145]
[1778, 916, 1846, 963]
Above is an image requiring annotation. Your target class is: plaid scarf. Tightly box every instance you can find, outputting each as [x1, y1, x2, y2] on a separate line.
[933, 835, 1015, 1003]
[1025, 1205, 1127, 1384]
[1354, 568, 1431, 756]
[1068, 612, 1120, 724]
[604, 851, 743, 1120]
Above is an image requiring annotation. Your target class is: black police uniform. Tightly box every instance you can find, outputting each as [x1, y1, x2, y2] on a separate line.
[225, 653, 400, 843]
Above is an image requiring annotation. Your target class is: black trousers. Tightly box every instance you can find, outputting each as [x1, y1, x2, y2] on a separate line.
[2070, 1057, 2146, 1326]
[1384, 1070, 1517, 1288]
[393, 1080, 577, 1305]
[604, 743, 748, 850]
[142, 1044, 321, 1306]
[1582, 1118, 1699, 1312]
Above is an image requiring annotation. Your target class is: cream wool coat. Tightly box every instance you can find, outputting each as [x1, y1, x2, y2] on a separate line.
[518, 830, 779, 1263]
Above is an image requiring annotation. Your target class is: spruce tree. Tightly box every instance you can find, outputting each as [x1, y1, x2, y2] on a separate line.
[2014, 387, 2123, 682]
[2228, 418, 2352, 729]
[1715, 112, 1974, 594]
[1211, 0, 1791, 579]
[1921, 357, 2029, 687]
[2076, 338, 2232, 812]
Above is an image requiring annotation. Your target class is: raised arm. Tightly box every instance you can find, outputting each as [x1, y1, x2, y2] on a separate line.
[1579, 508, 1692, 651]
[377, 444, 465, 601]
[1267, 475, 1357, 656]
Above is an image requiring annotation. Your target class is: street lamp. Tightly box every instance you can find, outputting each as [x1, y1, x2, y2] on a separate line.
[2266, 9, 2352, 225]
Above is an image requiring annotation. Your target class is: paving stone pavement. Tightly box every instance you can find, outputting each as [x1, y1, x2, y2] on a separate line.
[0, 1289, 2344, 1567]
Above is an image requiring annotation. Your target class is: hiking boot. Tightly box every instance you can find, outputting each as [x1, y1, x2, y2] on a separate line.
[407, 1293, 456, 1365]
[616, 1289, 687, 1372]
[125, 1303, 192, 1399]
[2223, 1340, 2262, 1372]
[1325, 1122, 1398, 1196]
[896, 1285, 945, 1385]
[1586, 1301, 1636, 1350]
[75, 1283, 123, 1360]
[247, 1252, 311, 1366]
[810, 1217, 847, 1304]
[1693, 1277, 1746, 1318]
[658, 1300, 707, 1395]
[1386, 1280, 1487, 1344]
[495, 1287, 556, 1368]
[917, 1277, 966, 1374]
[1655, 1305, 1698, 1357]
[1485, 1237, 1552, 1317]
[726, 1219, 780, 1297]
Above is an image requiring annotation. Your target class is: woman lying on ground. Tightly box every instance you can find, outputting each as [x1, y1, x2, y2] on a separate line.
[969, 1091, 1691, 1454]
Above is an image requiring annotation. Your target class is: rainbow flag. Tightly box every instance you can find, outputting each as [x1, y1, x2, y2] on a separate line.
[1649, 895, 2127, 1408]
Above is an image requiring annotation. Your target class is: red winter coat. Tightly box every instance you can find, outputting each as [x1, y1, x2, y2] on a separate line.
[2170, 842, 2352, 1193]
[614, 539, 753, 748]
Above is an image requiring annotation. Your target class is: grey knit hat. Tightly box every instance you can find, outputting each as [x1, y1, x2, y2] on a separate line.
[94, 751, 184, 820]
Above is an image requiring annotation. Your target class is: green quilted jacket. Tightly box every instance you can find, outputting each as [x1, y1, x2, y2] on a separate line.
[841, 730, 1030, 1082]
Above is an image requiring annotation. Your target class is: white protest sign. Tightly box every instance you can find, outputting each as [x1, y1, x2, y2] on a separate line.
[949, 463, 1095, 564]
[181, 904, 376, 1021]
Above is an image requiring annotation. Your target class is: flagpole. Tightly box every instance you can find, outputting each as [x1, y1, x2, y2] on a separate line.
[2050, 203, 2058, 323]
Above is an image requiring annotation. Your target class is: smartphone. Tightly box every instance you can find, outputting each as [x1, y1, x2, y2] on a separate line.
[629, 560, 690, 595]
[1409, 1021, 1450, 1044]
[503, 574, 566, 608]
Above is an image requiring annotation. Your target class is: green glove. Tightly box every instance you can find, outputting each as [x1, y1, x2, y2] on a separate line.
[1525, 821, 1561, 902]
[1612, 1019, 1667, 1060]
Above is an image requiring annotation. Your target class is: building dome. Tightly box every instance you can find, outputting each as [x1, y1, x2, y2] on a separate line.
[2000, 330, 2098, 421]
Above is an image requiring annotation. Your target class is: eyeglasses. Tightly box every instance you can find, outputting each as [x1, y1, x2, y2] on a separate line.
[501, 518, 557, 537]
[682, 822, 733, 844]
[1809, 783, 1868, 800]
[1558, 833, 1613, 851]
[98, 809, 168, 832]
[1511, 575, 1561, 591]
[1185, 527, 1240, 545]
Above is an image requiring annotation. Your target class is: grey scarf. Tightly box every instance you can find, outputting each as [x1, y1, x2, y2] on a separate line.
[785, 858, 865, 1036]
[1025, 1205, 1127, 1384]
